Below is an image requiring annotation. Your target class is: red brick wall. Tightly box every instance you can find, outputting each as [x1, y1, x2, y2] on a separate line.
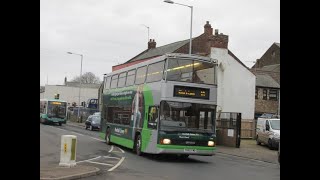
[174, 34, 211, 55]
[253, 44, 280, 68]
[209, 34, 229, 49]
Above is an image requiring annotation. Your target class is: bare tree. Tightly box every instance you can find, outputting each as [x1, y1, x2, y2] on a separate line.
[71, 72, 101, 84]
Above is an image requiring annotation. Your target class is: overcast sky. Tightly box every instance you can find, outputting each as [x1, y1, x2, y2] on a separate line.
[40, 0, 280, 86]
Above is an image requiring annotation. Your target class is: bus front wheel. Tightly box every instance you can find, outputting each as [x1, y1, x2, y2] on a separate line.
[135, 134, 142, 156]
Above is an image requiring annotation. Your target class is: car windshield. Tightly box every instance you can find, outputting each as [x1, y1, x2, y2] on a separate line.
[270, 120, 280, 130]
[160, 101, 216, 132]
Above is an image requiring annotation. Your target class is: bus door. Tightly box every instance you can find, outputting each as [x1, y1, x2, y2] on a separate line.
[144, 106, 159, 148]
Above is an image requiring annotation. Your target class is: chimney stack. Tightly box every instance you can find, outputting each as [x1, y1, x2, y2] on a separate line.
[148, 39, 156, 49]
[204, 21, 213, 36]
[215, 29, 219, 35]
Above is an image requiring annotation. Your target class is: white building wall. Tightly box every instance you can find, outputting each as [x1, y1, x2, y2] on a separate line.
[43, 85, 98, 105]
[211, 48, 256, 120]
[40, 92, 44, 99]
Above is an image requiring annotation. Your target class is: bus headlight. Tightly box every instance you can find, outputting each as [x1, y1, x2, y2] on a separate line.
[208, 141, 215, 146]
[161, 138, 171, 145]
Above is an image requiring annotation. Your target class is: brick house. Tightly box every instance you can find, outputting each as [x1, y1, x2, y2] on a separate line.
[112, 21, 256, 138]
[252, 43, 280, 69]
[251, 43, 280, 118]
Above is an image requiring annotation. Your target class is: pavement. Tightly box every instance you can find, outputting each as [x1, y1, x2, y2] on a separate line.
[40, 165, 100, 180]
[216, 139, 278, 164]
[67, 121, 86, 128]
[41, 122, 277, 179]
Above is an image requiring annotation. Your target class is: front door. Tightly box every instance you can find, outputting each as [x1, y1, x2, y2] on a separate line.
[141, 106, 159, 153]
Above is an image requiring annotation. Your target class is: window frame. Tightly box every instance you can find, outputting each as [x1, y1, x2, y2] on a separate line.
[110, 74, 119, 89]
[104, 76, 111, 90]
[263, 89, 267, 100]
[269, 89, 278, 101]
[125, 69, 136, 87]
[146, 61, 165, 83]
[117, 72, 127, 88]
[135, 65, 147, 85]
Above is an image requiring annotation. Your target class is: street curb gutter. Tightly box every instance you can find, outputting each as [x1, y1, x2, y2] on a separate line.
[40, 167, 100, 180]
[66, 123, 86, 128]
[215, 151, 278, 165]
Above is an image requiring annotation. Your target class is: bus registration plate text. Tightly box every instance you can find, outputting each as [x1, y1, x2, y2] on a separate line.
[184, 149, 197, 153]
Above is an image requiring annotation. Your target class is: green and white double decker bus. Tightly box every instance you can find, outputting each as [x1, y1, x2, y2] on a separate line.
[40, 98, 67, 126]
[100, 53, 218, 157]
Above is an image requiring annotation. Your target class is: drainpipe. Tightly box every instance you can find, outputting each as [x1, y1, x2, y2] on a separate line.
[278, 90, 280, 115]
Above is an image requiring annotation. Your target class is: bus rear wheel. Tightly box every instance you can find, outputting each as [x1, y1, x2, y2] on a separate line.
[135, 134, 142, 156]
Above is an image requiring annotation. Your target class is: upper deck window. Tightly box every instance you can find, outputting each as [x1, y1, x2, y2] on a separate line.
[135, 66, 147, 85]
[146, 61, 165, 83]
[166, 58, 216, 85]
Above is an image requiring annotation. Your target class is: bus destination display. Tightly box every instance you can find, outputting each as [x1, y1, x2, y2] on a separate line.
[173, 86, 209, 99]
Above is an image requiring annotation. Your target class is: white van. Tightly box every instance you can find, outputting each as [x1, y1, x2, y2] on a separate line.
[256, 118, 280, 150]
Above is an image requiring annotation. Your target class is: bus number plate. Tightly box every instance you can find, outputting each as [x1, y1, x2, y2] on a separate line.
[184, 149, 197, 153]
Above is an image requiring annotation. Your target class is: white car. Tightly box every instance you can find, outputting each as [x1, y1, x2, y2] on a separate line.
[256, 118, 280, 150]
[93, 112, 101, 116]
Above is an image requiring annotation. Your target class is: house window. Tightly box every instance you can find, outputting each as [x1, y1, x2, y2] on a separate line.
[263, 89, 267, 100]
[269, 89, 278, 101]
[255, 88, 258, 99]
[272, 51, 276, 57]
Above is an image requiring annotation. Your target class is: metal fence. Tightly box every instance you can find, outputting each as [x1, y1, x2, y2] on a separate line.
[216, 112, 255, 139]
[67, 107, 99, 123]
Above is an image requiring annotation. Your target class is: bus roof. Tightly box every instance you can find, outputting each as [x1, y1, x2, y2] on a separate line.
[105, 53, 217, 77]
[40, 99, 67, 103]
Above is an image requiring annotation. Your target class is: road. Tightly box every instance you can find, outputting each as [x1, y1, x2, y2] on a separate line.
[40, 123, 280, 180]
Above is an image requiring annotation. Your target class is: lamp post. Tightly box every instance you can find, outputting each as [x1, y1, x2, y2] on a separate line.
[67, 52, 83, 122]
[141, 24, 150, 43]
[164, 0, 193, 55]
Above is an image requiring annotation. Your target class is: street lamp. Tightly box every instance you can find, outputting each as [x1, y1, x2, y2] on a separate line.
[67, 51, 83, 121]
[141, 24, 150, 43]
[164, 0, 193, 55]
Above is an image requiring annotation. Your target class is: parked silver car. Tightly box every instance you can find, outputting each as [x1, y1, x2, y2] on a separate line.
[256, 118, 280, 150]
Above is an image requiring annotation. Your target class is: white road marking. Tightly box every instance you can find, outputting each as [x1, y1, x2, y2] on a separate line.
[86, 161, 114, 166]
[111, 151, 123, 153]
[43, 125, 127, 170]
[118, 147, 125, 153]
[108, 157, 125, 172]
[108, 145, 114, 152]
[103, 155, 120, 160]
[77, 156, 101, 163]
[71, 131, 84, 136]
